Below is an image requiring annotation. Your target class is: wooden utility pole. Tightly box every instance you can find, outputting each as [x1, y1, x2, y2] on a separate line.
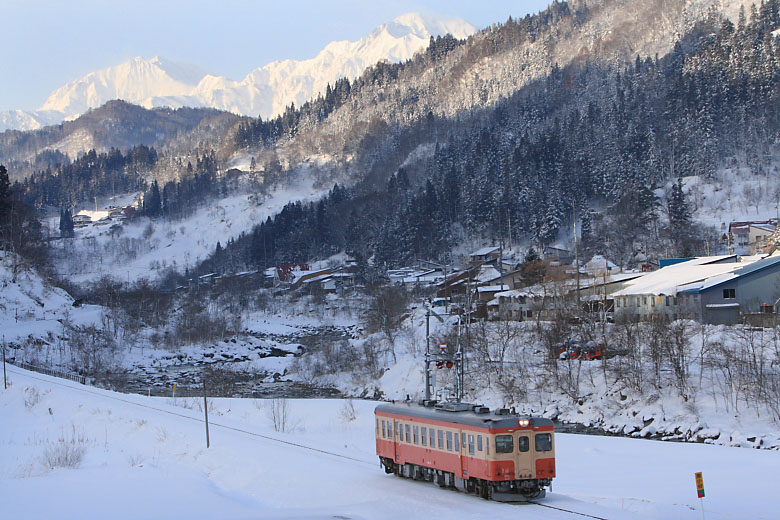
[3, 337, 7, 390]
[203, 381, 210, 448]
[574, 204, 581, 307]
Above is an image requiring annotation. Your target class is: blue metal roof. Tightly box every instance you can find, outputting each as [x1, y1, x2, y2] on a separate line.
[692, 255, 780, 293]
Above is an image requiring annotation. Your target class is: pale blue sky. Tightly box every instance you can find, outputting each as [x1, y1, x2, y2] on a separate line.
[1, 0, 551, 112]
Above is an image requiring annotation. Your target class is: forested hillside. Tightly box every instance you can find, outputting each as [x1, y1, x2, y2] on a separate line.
[0, 101, 238, 181]
[204, 1, 780, 271]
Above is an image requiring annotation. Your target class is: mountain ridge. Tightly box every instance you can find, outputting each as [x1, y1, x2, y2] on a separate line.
[0, 13, 476, 132]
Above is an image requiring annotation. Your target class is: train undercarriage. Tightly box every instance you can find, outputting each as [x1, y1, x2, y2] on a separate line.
[380, 457, 549, 502]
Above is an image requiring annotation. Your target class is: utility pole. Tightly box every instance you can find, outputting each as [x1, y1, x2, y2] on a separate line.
[508, 211, 512, 252]
[425, 308, 431, 401]
[574, 204, 581, 308]
[203, 380, 210, 448]
[3, 336, 7, 390]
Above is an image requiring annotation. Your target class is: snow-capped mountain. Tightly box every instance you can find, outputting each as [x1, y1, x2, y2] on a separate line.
[0, 13, 476, 132]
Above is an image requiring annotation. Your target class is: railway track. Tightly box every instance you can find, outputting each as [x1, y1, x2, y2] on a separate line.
[7, 367, 611, 519]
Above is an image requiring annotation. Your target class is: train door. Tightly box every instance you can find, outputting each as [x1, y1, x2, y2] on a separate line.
[515, 433, 533, 479]
[394, 420, 400, 463]
[459, 430, 469, 478]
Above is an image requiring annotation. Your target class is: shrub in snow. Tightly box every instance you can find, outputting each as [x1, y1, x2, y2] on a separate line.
[339, 398, 357, 423]
[24, 387, 42, 409]
[263, 398, 294, 433]
[41, 427, 88, 470]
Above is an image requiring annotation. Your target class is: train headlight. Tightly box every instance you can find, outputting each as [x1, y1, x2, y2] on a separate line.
[518, 418, 530, 427]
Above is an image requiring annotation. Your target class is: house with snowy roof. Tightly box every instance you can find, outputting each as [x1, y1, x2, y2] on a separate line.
[486, 271, 644, 321]
[469, 246, 500, 265]
[584, 255, 618, 275]
[612, 254, 780, 324]
[728, 220, 777, 255]
[678, 254, 780, 325]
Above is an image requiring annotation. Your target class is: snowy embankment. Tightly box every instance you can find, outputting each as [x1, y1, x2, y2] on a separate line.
[3, 366, 780, 520]
[0, 251, 104, 353]
[361, 308, 780, 452]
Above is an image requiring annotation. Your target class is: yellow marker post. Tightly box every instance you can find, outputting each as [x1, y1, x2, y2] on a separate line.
[695, 472, 706, 520]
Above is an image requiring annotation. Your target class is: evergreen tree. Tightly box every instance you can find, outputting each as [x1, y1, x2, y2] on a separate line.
[668, 177, 691, 228]
[144, 180, 162, 217]
[0, 165, 10, 219]
[59, 207, 75, 238]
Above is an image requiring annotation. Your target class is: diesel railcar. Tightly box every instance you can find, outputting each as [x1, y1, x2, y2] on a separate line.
[375, 400, 555, 501]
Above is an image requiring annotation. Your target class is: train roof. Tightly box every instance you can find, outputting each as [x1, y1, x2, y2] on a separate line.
[375, 401, 554, 430]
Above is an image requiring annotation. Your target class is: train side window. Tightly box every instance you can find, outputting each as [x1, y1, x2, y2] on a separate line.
[477, 435, 483, 452]
[382, 420, 386, 438]
[486, 437, 490, 455]
[413, 425, 419, 445]
[535, 433, 553, 452]
[518, 435, 529, 452]
[468, 434, 475, 455]
[462, 433, 466, 449]
[405, 424, 411, 443]
[421, 427, 427, 446]
[495, 434, 514, 453]
[438, 429, 444, 449]
[454, 431, 460, 451]
[390, 421, 394, 439]
[446, 431, 453, 451]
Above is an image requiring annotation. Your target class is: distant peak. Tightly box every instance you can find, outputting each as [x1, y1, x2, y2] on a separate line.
[382, 12, 477, 39]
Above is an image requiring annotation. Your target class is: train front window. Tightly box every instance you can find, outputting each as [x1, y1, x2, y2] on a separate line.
[477, 435, 483, 452]
[382, 420, 386, 438]
[518, 435, 529, 452]
[495, 434, 514, 453]
[535, 433, 553, 452]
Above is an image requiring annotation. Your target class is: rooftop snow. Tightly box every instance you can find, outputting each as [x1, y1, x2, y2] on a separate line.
[471, 246, 499, 256]
[613, 257, 761, 297]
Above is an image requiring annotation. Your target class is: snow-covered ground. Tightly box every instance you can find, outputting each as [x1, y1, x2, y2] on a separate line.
[2, 366, 778, 520]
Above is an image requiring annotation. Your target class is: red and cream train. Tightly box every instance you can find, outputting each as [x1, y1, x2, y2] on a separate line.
[375, 400, 555, 501]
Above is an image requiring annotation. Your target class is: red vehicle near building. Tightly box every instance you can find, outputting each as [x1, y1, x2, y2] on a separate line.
[375, 400, 555, 501]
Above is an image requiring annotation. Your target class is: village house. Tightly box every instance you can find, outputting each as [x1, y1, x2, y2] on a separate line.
[678, 254, 780, 325]
[487, 271, 643, 322]
[728, 220, 777, 255]
[469, 246, 500, 265]
[611, 254, 780, 324]
[72, 213, 92, 228]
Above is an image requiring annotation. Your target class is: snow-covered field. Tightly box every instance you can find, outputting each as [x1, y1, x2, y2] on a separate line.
[2, 366, 778, 520]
